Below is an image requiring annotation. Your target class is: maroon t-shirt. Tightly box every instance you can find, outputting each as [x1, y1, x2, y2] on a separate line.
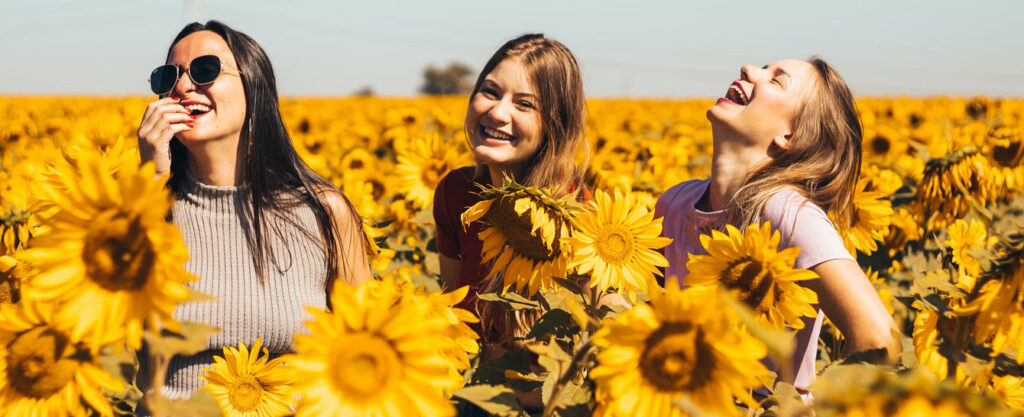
[433, 166, 491, 313]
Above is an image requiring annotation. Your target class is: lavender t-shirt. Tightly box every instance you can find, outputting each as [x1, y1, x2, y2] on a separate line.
[654, 179, 854, 390]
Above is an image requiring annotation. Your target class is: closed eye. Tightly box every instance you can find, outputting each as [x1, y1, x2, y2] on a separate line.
[517, 100, 536, 109]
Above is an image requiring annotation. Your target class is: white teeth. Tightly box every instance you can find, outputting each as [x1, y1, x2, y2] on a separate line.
[186, 104, 212, 113]
[728, 84, 749, 105]
[483, 127, 514, 141]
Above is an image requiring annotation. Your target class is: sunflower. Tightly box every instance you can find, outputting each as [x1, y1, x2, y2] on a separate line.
[0, 300, 124, 417]
[394, 132, 469, 209]
[338, 147, 377, 181]
[569, 188, 671, 302]
[986, 125, 1024, 194]
[883, 207, 924, 257]
[686, 222, 819, 330]
[200, 338, 296, 417]
[860, 164, 904, 196]
[362, 276, 479, 380]
[811, 366, 1017, 417]
[837, 178, 894, 257]
[912, 307, 972, 383]
[285, 277, 473, 417]
[944, 218, 996, 291]
[591, 283, 770, 417]
[988, 373, 1024, 412]
[462, 178, 579, 296]
[19, 152, 194, 351]
[917, 147, 995, 230]
[955, 232, 1024, 362]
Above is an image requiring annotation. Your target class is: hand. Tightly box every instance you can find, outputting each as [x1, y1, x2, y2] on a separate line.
[136, 97, 193, 177]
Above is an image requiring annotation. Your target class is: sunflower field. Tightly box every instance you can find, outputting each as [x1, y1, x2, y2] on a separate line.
[1, 95, 1023, 416]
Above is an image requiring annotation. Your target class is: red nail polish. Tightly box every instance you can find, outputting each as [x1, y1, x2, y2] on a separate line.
[187, 124, 194, 128]
[190, 115, 199, 119]
[174, 97, 180, 101]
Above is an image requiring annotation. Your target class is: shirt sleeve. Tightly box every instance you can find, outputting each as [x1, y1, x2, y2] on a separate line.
[763, 191, 855, 270]
[433, 171, 463, 259]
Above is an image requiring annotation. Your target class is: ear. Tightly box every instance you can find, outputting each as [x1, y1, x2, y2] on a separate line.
[772, 133, 793, 151]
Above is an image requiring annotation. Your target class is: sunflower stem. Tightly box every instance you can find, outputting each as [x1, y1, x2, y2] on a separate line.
[542, 339, 594, 417]
[146, 352, 170, 417]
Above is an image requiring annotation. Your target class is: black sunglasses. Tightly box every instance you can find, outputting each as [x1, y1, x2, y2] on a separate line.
[149, 55, 241, 95]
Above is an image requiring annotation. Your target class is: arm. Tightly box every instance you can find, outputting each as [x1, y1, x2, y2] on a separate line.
[322, 191, 372, 287]
[804, 259, 899, 358]
[439, 254, 461, 292]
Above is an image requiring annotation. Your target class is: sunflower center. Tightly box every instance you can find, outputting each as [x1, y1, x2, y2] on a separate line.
[485, 196, 558, 261]
[596, 224, 634, 265]
[82, 213, 155, 292]
[6, 326, 79, 399]
[870, 135, 891, 155]
[992, 141, 1023, 168]
[421, 160, 446, 190]
[720, 257, 775, 310]
[328, 333, 401, 398]
[639, 322, 713, 392]
[228, 376, 263, 411]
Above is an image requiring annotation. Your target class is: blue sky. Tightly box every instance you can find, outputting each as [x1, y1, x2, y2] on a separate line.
[1, 0, 1021, 97]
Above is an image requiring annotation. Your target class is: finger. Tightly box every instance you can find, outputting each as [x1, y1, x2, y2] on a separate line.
[141, 97, 183, 122]
[140, 102, 189, 135]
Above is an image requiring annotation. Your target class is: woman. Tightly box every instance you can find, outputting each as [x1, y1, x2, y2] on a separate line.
[432, 33, 587, 410]
[135, 20, 371, 408]
[654, 58, 897, 392]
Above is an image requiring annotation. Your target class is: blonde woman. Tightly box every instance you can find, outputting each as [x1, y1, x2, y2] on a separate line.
[655, 58, 897, 393]
[432, 33, 589, 411]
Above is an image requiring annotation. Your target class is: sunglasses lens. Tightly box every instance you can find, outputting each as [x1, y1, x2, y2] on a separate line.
[149, 65, 178, 94]
[190, 55, 222, 85]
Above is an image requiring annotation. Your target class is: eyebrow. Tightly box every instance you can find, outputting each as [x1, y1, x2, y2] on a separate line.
[481, 79, 538, 99]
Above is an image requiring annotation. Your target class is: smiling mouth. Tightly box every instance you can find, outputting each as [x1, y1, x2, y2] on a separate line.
[480, 125, 515, 143]
[725, 83, 749, 106]
[185, 103, 213, 116]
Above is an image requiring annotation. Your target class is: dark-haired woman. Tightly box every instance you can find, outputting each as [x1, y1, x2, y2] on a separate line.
[134, 20, 371, 408]
[432, 33, 589, 411]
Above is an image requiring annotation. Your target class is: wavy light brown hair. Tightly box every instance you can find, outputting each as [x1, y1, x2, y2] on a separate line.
[469, 34, 588, 345]
[726, 57, 863, 232]
[468, 33, 589, 198]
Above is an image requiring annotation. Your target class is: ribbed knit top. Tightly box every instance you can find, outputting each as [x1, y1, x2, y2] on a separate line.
[136, 171, 328, 406]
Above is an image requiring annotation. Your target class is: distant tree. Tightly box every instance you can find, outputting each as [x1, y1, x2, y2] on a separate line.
[353, 85, 375, 96]
[420, 62, 475, 95]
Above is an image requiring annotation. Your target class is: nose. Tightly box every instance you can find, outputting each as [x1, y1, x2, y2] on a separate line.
[485, 98, 513, 125]
[741, 64, 772, 85]
[171, 67, 196, 98]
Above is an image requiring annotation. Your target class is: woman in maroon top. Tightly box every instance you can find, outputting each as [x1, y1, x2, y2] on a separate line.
[432, 33, 588, 409]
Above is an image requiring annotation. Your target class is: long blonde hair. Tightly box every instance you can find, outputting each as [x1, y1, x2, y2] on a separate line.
[468, 34, 589, 345]
[725, 57, 863, 232]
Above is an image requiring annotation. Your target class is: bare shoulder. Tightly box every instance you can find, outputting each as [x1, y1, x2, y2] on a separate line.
[312, 185, 356, 224]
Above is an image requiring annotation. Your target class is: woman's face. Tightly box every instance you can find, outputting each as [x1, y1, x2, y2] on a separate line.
[707, 59, 816, 145]
[167, 31, 246, 144]
[465, 58, 543, 172]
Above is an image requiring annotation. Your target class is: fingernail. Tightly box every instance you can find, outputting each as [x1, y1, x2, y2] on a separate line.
[190, 115, 199, 119]
[174, 97, 180, 101]
[187, 124, 194, 128]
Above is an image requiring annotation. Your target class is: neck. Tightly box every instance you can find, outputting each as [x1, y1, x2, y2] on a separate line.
[708, 130, 769, 211]
[184, 134, 245, 187]
[487, 163, 522, 188]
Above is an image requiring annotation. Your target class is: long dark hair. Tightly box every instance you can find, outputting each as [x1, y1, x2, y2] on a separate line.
[165, 20, 358, 289]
